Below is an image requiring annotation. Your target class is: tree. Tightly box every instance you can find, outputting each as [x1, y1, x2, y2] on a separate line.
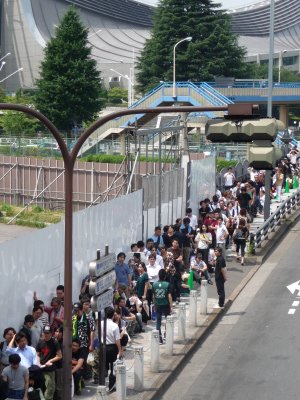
[136, 0, 247, 93]
[107, 88, 128, 104]
[246, 63, 300, 82]
[35, 6, 103, 131]
[0, 91, 40, 137]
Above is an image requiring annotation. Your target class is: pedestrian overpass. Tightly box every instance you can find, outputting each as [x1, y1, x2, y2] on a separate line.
[80, 81, 300, 155]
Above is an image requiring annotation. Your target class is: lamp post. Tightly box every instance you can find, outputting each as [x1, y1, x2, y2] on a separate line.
[0, 52, 11, 63]
[0, 67, 23, 83]
[110, 68, 133, 107]
[173, 36, 192, 98]
[278, 49, 287, 84]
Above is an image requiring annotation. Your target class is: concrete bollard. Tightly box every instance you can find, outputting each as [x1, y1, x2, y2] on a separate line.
[177, 303, 186, 341]
[200, 280, 208, 315]
[166, 315, 174, 356]
[151, 330, 160, 372]
[189, 290, 198, 327]
[133, 345, 144, 391]
[97, 386, 107, 400]
[116, 361, 126, 400]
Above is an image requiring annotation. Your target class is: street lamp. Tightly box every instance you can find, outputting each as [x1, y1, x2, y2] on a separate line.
[110, 68, 133, 107]
[0, 67, 23, 83]
[173, 36, 192, 98]
[278, 49, 287, 84]
[0, 52, 11, 63]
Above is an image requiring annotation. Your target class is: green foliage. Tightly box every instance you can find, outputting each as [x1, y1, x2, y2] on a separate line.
[136, 0, 247, 93]
[0, 92, 41, 137]
[35, 6, 104, 130]
[246, 63, 300, 82]
[84, 153, 175, 164]
[107, 88, 128, 104]
[16, 220, 46, 228]
[0, 203, 14, 216]
[216, 158, 237, 172]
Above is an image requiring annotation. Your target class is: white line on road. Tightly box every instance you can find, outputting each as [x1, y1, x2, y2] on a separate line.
[292, 301, 300, 307]
[288, 309, 296, 315]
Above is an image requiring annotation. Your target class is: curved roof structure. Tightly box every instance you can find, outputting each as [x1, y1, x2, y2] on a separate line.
[1, 0, 300, 92]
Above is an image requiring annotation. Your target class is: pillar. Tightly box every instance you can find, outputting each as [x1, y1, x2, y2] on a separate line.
[279, 104, 289, 128]
[189, 290, 198, 327]
[166, 315, 174, 356]
[151, 330, 160, 372]
[133, 345, 144, 391]
[200, 280, 208, 315]
[177, 303, 186, 341]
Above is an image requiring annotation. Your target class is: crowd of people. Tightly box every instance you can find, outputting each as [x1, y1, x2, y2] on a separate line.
[1, 149, 299, 399]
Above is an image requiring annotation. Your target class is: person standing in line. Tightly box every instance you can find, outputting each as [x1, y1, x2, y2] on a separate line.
[223, 167, 236, 191]
[101, 307, 123, 393]
[36, 325, 62, 400]
[1, 354, 29, 400]
[214, 247, 227, 308]
[0, 327, 16, 373]
[216, 217, 229, 258]
[153, 269, 172, 344]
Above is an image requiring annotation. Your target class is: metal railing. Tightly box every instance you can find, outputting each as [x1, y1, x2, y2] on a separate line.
[250, 189, 300, 250]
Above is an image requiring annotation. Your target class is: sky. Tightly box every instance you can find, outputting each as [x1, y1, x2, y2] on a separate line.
[138, 0, 259, 10]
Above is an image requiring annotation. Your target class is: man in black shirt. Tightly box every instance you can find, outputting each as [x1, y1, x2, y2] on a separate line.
[71, 339, 85, 396]
[237, 187, 251, 211]
[214, 247, 227, 308]
[36, 325, 62, 400]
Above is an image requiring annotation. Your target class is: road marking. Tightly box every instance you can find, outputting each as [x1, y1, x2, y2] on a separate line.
[288, 309, 296, 315]
[292, 301, 300, 307]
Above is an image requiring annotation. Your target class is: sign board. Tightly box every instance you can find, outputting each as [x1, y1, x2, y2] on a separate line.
[89, 253, 116, 278]
[91, 289, 114, 312]
[89, 270, 116, 296]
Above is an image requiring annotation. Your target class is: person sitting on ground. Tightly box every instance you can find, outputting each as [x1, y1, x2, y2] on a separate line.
[190, 252, 213, 285]
[1, 354, 29, 400]
[71, 338, 85, 396]
[113, 310, 129, 349]
[126, 289, 144, 333]
[115, 298, 136, 336]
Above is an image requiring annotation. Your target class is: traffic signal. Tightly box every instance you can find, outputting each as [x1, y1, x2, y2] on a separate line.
[248, 142, 282, 170]
[205, 118, 284, 142]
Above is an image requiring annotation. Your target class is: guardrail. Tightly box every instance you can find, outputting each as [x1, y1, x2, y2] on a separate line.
[250, 189, 300, 250]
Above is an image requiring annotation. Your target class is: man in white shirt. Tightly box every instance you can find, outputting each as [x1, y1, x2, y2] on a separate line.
[101, 307, 123, 392]
[216, 217, 229, 257]
[223, 167, 236, 191]
[186, 208, 198, 230]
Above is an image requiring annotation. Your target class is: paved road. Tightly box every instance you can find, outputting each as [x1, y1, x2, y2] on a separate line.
[161, 219, 300, 400]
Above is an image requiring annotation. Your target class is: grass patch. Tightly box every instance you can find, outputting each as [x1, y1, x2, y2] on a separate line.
[0, 203, 63, 228]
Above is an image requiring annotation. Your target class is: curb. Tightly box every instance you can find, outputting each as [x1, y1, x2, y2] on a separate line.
[143, 205, 300, 400]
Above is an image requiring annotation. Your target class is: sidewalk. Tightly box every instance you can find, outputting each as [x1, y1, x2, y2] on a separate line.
[78, 188, 299, 399]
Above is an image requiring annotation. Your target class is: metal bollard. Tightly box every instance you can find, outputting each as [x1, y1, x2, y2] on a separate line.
[177, 303, 186, 341]
[189, 290, 198, 327]
[97, 385, 108, 400]
[133, 345, 144, 391]
[200, 280, 208, 315]
[116, 361, 126, 400]
[166, 315, 174, 356]
[151, 330, 160, 372]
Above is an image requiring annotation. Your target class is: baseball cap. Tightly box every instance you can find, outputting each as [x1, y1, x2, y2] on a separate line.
[43, 325, 51, 333]
[24, 315, 34, 323]
[73, 302, 83, 310]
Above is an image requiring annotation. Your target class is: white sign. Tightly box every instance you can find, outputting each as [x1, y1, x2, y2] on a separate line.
[89, 270, 116, 296]
[91, 289, 114, 312]
[89, 253, 116, 278]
